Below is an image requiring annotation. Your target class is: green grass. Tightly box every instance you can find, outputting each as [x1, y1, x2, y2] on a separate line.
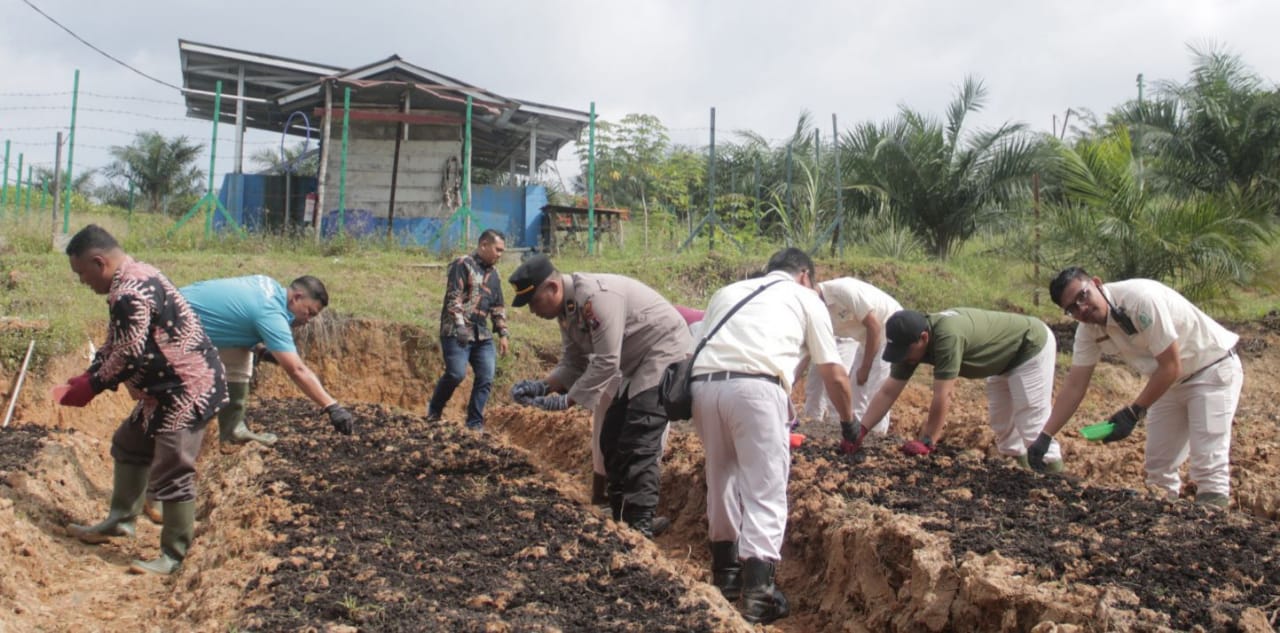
[2, 208, 1276, 378]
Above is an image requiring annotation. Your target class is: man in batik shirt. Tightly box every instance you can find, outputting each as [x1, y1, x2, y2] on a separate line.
[58, 224, 228, 576]
[427, 229, 509, 430]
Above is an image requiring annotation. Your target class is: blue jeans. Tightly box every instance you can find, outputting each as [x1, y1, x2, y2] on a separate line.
[428, 336, 495, 429]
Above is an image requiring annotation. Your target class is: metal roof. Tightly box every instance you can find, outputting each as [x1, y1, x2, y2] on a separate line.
[178, 40, 589, 172]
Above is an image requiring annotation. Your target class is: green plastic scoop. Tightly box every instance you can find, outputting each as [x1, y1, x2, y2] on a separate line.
[1079, 421, 1115, 441]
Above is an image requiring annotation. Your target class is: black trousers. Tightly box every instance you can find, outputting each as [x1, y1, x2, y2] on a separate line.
[599, 385, 669, 510]
[110, 404, 208, 503]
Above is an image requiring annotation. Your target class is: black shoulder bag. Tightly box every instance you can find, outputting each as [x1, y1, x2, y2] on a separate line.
[658, 280, 784, 420]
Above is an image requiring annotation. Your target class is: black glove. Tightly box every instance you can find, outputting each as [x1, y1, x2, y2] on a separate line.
[839, 419, 869, 454]
[324, 403, 354, 435]
[511, 379, 550, 401]
[1027, 432, 1053, 471]
[1104, 404, 1146, 443]
[531, 393, 569, 411]
[252, 344, 277, 366]
[454, 322, 474, 345]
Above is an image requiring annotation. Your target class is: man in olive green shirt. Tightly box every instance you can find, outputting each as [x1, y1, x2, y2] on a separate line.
[845, 308, 1063, 469]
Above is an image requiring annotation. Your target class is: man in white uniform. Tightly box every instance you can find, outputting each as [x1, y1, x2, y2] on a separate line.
[1031, 267, 1242, 508]
[803, 277, 903, 440]
[690, 248, 855, 625]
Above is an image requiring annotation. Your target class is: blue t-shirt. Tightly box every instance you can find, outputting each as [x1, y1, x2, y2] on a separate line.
[181, 275, 297, 353]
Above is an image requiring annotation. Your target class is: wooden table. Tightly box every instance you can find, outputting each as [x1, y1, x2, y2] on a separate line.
[540, 205, 627, 254]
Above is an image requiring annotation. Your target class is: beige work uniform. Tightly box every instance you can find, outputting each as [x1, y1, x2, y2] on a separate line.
[547, 273, 690, 511]
[1071, 279, 1242, 498]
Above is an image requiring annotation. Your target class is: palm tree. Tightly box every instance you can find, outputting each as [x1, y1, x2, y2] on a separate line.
[1125, 45, 1280, 205]
[103, 131, 204, 214]
[30, 166, 95, 197]
[840, 77, 1043, 258]
[251, 141, 318, 177]
[1044, 126, 1273, 305]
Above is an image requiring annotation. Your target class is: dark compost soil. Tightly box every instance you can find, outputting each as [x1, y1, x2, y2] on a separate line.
[792, 441, 1280, 631]
[239, 398, 731, 633]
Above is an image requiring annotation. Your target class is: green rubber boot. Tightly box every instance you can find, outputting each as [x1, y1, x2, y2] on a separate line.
[68, 462, 149, 544]
[129, 500, 194, 575]
[1195, 492, 1229, 509]
[218, 382, 276, 450]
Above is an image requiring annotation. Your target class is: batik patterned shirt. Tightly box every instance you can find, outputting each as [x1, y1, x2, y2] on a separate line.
[437, 253, 509, 341]
[87, 258, 228, 436]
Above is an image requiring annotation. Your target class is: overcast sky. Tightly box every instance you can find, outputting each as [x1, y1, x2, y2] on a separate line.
[3, 0, 1280, 194]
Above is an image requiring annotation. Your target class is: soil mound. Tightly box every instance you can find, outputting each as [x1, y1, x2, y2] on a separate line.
[237, 398, 749, 633]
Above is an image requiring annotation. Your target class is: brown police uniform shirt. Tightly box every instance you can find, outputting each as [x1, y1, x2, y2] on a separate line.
[547, 273, 691, 411]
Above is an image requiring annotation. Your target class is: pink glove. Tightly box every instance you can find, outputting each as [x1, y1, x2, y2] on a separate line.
[58, 373, 97, 407]
[674, 305, 705, 327]
[900, 439, 933, 456]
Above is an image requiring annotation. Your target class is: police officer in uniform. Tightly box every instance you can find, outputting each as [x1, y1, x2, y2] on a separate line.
[508, 255, 691, 537]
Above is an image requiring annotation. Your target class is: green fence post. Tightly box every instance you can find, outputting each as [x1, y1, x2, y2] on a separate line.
[204, 80, 222, 239]
[14, 153, 23, 217]
[338, 86, 351, 235]
[462, 95, 471, 246]
[1, 140, 9, 216]
[587, 101, 596, 255]
[62, 69, 79, 233]
[24, 165, 33, 215]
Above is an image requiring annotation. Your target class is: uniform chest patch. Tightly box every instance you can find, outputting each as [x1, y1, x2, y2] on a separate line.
[582, 300, 601, 331]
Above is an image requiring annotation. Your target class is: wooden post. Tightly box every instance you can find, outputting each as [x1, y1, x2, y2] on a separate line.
[315, 80, 333, 243]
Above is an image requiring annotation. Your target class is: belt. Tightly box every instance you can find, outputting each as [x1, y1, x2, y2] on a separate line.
[1181, 349, 1236, 384]
[691, 371, 781, 385]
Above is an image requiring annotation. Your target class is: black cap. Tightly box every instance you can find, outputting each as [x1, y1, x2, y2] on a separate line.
[508, 254, 555, 307]
[882, 310, 929, 363]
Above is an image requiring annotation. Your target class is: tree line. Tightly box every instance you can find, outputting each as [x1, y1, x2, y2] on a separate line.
[579, 46, 1278, 304]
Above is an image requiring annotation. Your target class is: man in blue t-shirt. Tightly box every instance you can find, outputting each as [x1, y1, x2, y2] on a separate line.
[181, 275, 354, 448]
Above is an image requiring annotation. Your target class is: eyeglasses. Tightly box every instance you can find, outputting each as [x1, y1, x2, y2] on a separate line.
[1063, 286, 1091, 316]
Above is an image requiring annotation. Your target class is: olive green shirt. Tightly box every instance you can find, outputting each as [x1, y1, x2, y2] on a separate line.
[890, 308, 1048, 381]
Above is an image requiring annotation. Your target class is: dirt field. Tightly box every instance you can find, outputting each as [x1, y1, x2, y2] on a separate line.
[1, 315, 1278, 632]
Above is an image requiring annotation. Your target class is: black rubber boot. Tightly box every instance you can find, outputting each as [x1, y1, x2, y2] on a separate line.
[129, 500, 194, 575]
[621, 505, 660, 539]
[710, 541, 743, 601]
[218, 382, 276, 450]
[590, 473, 609, 506]
[741, 557, 790, 624]
[68, 462, 148, 544]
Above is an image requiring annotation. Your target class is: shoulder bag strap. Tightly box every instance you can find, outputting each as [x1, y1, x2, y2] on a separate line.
[689, 279, 786, 362]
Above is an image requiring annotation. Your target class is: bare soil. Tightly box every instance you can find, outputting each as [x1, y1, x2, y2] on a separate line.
[1, 315, 1278, 632]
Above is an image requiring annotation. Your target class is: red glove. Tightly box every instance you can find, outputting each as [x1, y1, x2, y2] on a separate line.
[58, 373, 97, 407]
[789, 433, 806, 449]
[839, 421, 870, 455]
[900, 438, 933, 456]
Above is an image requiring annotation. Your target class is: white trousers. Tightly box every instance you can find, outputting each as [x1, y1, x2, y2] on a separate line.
[1145, 354, 1242, 498]
[692, 378, 791, 562]
[218, 347, 254, 383]
[985, 323, 1061, 462]
[592, 375, 668, 476]
[804, 338, 891, 432]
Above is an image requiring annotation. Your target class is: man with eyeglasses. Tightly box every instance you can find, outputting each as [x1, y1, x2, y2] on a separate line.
[842, 308, 1063, 472]
[1031, 267, 1242, 508]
